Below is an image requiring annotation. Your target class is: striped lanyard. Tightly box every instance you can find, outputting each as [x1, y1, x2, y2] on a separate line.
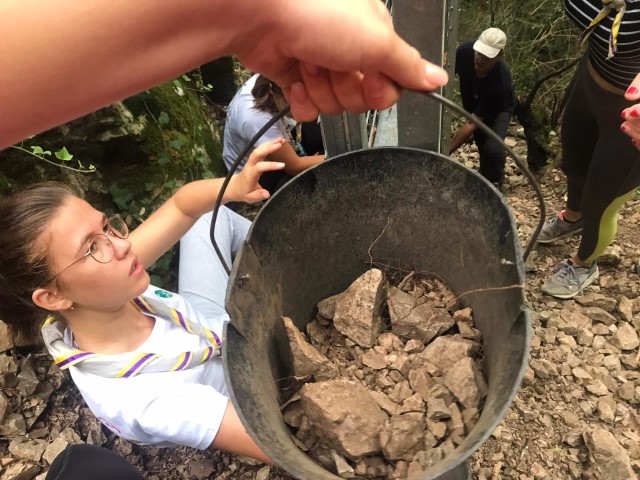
[582, 0, 627, 59]
[41, 294, 222, 378]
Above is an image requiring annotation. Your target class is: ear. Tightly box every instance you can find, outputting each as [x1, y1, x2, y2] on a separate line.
[32, 287, 73, 312]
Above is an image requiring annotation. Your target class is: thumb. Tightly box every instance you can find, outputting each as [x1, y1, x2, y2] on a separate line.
[375, 38, 449, 91]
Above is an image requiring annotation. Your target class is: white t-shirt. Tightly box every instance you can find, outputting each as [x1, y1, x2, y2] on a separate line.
[222, 74, 295, 172]
[64, 285, 230, 450]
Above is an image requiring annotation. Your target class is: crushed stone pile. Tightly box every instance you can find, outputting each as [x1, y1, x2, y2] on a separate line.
[280, 268, 487, 479]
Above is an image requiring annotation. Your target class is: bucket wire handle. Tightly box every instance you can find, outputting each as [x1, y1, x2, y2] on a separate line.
[417, 90, 546, 263]
[210, 92, 545, 274]
[209, 107, 291, 275]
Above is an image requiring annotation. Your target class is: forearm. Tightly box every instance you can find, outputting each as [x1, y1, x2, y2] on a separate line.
[211, 401, 272, 464]
[283, 154, 325, 175]
[130, 178, 237, 266]
[0, 0, 281, 149]
[269, 143, 324, 175]
[449, 122, 477, 154]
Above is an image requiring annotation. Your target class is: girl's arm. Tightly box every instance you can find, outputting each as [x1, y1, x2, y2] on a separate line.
[129, 139, 285, 267]
[210, 401, 272, 464]
[268, 143, 324, 176]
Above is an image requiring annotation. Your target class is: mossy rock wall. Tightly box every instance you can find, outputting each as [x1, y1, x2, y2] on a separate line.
[0, 75, 228, 288]
[0, 76, 224, 215]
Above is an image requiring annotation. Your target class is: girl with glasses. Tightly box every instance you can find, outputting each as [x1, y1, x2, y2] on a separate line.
[0, 139, 287, 463]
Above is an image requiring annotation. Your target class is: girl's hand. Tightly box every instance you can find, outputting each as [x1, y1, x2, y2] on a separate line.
[227, 139, 286, 203]
[621, 73, 640, 149]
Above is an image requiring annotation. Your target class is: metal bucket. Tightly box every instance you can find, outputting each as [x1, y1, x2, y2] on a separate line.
[223, 147, 530, 479]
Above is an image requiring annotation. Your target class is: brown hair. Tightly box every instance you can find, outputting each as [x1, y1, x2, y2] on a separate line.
[0, 182, 75, 342]
[251, 75, 289, 115]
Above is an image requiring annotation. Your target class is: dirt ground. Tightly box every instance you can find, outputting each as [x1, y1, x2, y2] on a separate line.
[2, 127, 640, 480]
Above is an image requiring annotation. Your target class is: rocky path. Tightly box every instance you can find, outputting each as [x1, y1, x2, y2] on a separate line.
[1, 130, 640, 479]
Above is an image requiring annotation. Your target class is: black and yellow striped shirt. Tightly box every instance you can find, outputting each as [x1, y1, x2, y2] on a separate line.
[565, 0, 640, 89]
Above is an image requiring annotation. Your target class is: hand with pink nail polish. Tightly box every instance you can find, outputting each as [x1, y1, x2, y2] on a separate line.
[621, 73, 640, 150]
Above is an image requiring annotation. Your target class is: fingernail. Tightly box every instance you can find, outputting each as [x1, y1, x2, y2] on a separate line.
[627, 86, 639, 95]
[622, 111, 628, 119]
[633, 139, 638, 145]
[621, 124, 627, 132]
[425, 63, 449, 85]
[632, 110, 639, 117]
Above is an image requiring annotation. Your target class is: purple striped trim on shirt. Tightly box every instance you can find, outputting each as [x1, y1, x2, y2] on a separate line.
[175, 309, 190, 332]
[176, 352, 192, 371]
[56, 351, 94, 369]
[121, 353, 157, 378]
[132, 297, 151, 314]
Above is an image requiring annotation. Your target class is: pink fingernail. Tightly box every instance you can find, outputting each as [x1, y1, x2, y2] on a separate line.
[627, 86, 639, 95]
[632, 110, 639, 117]
[621, 124, 627, 131]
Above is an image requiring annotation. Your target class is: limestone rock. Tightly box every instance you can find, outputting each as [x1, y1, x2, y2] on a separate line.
[0, 392, 9, 423]
[599, 245, 622, 266]
[361, 351, 387, 370]
[414, 335, 477, 371]
[331, 451, 355, 479]
[584, 428, 636, 479]
[618, 296, 634, 322]
[8, 439, 47, 462]
[427, 397, 451, 420]
[333, 269, 385, 348]
[388, 287, 455, 343]
[0, 460, 40, 480]
[301, 379, 387, 459]
[317, 294, 340, 320]
[615, 322, 639, 350]
[379, 413, 426, 461]
[0, 414, 26, 437]
[584, 307, 617, 326]
[443, 357, 488, 410]
[576, 293, 617, 312]
[408, 369, 435, 398]
[369, 391, 398, 416]
[282, 317, 338, 381]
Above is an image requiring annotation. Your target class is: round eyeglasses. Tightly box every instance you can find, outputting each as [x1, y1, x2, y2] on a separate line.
[43, 214, 129, 285]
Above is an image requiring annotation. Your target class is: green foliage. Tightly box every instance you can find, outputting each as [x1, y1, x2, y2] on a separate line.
[11, 144, 95, 173]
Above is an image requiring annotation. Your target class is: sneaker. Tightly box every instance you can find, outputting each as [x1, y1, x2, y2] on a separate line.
[536, 211, 584, 244]
[541, 259, 599, 299]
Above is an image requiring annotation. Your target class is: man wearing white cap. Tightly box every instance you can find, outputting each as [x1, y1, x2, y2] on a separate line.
[450, 28, 515, 188]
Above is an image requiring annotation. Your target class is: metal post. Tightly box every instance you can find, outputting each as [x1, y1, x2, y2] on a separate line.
[394, 0, 457, 154]
[320, 113, 367, 158]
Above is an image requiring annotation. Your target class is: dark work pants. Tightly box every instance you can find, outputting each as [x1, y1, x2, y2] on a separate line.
[45, 444, 144, 480]
[474, 111, 512, 184]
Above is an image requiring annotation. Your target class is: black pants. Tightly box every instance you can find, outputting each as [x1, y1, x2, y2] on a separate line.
[561, 54, 640, 262]
[45, 444, 144, 480]
[474, 111, 511, 184]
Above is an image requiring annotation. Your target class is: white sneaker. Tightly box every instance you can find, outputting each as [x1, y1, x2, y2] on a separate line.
[541, 259, 599, 299]
[537, 211, 583, 244]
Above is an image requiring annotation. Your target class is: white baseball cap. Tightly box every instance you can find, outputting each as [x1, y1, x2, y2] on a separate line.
[473, 28, 507, 59]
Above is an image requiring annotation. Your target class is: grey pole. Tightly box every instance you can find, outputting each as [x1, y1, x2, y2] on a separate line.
[394, 0, 457, 153]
